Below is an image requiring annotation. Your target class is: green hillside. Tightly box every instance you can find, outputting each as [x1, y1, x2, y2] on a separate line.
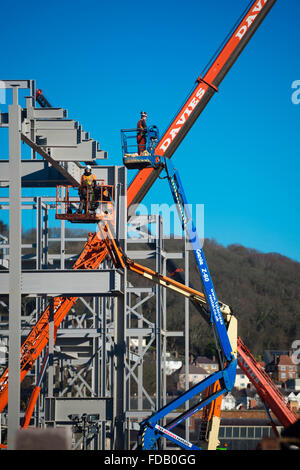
[128, 237, 300, 358]
[1, 219, 299, 359]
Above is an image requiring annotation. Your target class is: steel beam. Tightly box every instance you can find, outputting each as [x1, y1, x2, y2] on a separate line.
[45, 397, 112, 423]
[0, 160, 69, 187]
[0, 270, 123, 295]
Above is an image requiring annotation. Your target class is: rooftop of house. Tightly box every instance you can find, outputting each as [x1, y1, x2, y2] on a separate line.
[278, 355, 295, 366]
[179, 364, 208, 375]
[267, 354, 296, 367]
[194, 356, 218, 365]
[264, 350, 296, 366]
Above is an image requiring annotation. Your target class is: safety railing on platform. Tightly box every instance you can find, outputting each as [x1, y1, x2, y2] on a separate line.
[55, 182, 114, 223]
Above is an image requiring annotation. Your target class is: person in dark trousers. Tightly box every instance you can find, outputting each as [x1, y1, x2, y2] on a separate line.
[137, 111, 148, 155]
[77, 165, 96, 214]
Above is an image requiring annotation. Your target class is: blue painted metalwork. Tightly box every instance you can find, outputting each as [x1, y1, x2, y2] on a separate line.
[120, 125, 159, 160]
[124, 153, 237, 450]
[164, 159, 234, 363]
[139, 360, 236, 449]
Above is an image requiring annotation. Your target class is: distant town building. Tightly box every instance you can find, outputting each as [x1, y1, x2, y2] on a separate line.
[287, 392, 300, 411]
[193, 356, 219, 374]
[234, 368, 251, 390]
[163, 352, 182, 375]
[221, 393, 236, 411]
[264, 349, 290, 364]
[235, 388, 259, 410]
[178, 365, 209, 389]
[286, 378, 300, 391]
[266, 354, 297, 383]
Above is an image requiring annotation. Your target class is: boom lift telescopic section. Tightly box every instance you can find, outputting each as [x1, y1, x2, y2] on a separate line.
[139, 161, 236, 450]
[103, 155, 237, 450]
[100, 218, 298, 448]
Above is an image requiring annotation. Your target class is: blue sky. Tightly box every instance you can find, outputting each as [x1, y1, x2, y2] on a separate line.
[1, 0, 300, 262]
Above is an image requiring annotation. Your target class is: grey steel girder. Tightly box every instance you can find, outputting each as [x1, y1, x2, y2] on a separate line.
[45, 397, 113, 423]
[0, 270, 123, 295]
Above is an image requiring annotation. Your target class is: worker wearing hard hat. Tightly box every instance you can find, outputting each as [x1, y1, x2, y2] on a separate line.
[137, 111, 148, 155]
[77, 165, 96, 214]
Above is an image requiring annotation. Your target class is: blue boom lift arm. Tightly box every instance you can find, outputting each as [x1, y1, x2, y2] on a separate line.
[164, 159, 234, 363]
[121, 0, 277, 447]
[123, 154, 237, 450]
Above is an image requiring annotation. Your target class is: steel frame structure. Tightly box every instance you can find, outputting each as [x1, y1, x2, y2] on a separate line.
[0, 1, 280, 450]
[0, 171, 189, 450]
[0, 84, 130, 449]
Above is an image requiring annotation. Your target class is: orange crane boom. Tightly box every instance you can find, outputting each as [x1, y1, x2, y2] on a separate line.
[127, 0, 277, 207]
[0, 1, 277, 427]
[0, 233, 108, 413]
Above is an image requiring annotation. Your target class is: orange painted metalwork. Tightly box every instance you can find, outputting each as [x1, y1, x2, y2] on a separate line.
[0, 232, 109, 413]
[127, 0, 276, 207]
[56, 183, 115, 224]
[1, 0, 277, 431]
[22, 386, 41, 429]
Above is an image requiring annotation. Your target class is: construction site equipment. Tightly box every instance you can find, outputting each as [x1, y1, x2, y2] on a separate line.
[125, 0, 277, 208]
[0, 0, 279, 448]
[121, 125, 160, 169]
[122, 152, 237, 448]
[99, 220, 298, 448]
[0, 233, 108, 414]
[237, 337, 298, 430]
[56, 183, 114, 224]
[35, 89, 52, 108]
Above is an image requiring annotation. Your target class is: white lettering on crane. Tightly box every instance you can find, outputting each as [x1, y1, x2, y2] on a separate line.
[170, 127, 180, 140]
[253, 0, 266, 13]
[235, 0, 267, 41]
[159, 87, 206, 154]
[160, 138, 171, 153]
[155, 424, 193, 448]
[196, 248, 204, 266]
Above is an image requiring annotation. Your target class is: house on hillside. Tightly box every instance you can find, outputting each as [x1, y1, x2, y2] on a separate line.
[177, 365, 209, 390]
[162, 352, 182, 375]
[235, 388, 260, 410]
[193, 356, 219, 374]
[287, 392, 300, 412]
[264, 349, 290, 364]
[234, 368, 251, 390]
[286, 378, 300, 391]
[221, 393, 236, 411]
[266, 354, 297, 383]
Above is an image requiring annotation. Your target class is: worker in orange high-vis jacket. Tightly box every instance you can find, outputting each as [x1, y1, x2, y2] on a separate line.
[77, 165, 96, 214]
[137, 111, 148, 155]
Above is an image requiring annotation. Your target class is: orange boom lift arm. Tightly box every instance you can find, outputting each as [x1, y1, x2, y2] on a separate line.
[127, 0, 277, 208]
[0, 0, 277, 427]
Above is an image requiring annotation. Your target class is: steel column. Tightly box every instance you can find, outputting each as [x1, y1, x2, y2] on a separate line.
[7, 86, 22, 449]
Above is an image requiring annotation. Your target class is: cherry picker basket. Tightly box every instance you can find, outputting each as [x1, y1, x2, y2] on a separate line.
[121, 126, 159, 170]
[55, 182, 114, 224]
